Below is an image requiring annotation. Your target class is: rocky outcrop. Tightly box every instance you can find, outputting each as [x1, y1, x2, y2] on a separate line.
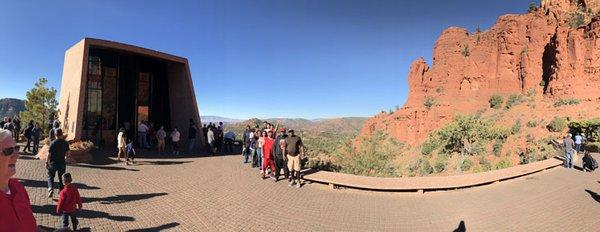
[360, 0, 600, 146]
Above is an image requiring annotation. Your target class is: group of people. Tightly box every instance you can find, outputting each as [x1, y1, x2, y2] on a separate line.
[1, 127, 83, 231]
[562, 132, 597, 171]
[242, 121, 305, 188]
[204, 122, 237, 155]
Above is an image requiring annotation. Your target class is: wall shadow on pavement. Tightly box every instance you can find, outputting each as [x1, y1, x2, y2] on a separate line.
[19, 178, 101, 190]
[18, 154, 38, 160]
[69, 163, 140, 172]
[132, 160, 192, 166]
[127, 222, 180, 232]
[453, 220, 466, 232]
[83, 192, 168, 204]
[585, 189, 600, 203]
[32, 204, 135, 222]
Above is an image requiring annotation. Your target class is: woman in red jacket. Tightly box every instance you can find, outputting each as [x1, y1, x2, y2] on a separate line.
[0, 129, 37, 231]
[262, 130, 276, 179]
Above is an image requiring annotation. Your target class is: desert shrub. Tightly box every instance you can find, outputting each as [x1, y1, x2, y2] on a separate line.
[495, 158, 512, 170]
[433, 155, 448, 173]
[526, 120, 538, 128]
[336, 131, 405, 177]
[569, 10, 585, 28]
[526, 133, 535, 143]
[478, 156, 493, 172]
[511, 119, 522, 134]
[506, 94, 524, 109]
[419, 156, 434, 176]
[436, 87, 444, 93]
[528, 2, 537, 13]
[547, 117, 568, 132]
[568, 118, 600, 142]
[424, 97, 437, 110]
[432, 114, 508, 156]
[586, 142, 600, 152]
[554, 98, 581, 107]
[526, 88, 536, 97]
[461, 158, 473, 172]
[489, 94, 503, 109]
[421, 138, 439, 155]
[461, 44, 470, 57]
[493, 139, 503, 156]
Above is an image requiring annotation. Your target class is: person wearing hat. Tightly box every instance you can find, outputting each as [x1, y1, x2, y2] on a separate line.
[285, 129, 304, 188]
[272, 128, 289, 181]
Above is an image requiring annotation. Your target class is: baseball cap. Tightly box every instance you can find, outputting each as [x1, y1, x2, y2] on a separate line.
[280, 128, 286, 132]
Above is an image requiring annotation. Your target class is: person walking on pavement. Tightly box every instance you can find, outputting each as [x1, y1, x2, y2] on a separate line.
[46, 129, 70, 198]
[22, 120, 34, 153]
[188, 123, 198, 155]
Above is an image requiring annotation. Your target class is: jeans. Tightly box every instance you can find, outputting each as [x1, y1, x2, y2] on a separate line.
[576, 143, 582, 152]
[138, 132, 147, 148]
[48, 164, 66, 191]
[24, 137, 32, 152]
[257, 148, 263, 171]
[275, 157, 290, 179]
[565, 151, 573, 168]
[62, 212, 79, 230]
[188, 138, 196, 154]
[243, 146, 250, 163]
[33, 138, 40, 155]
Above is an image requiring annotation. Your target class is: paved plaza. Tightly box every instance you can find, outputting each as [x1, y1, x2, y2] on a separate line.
[16, 150, 600, 231]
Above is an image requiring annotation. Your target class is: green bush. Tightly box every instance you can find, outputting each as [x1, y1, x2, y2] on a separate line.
[433, 156, 448, 173]
[489, 94, 503, 109]
[436, 87, 444, 93]
[419, 156, 434, 176]
[495, 158, 512, 170]
[461, 44, 470, 57]
[506, 94, 524, 109]
[547, 117, 568, 132]
[461, 158, 473, 172]
[424, 97, 437, 110]
[569, 11, 585, 29]
[526, 88, 536, 97]
[526, 120, 538, 128]
[586, 142, 600, 152]
[554, 98, 581, 107]
[421, 138, 439, 155]
[493, 139, 503, 157]
[511, 119, 522, 134]
[336, 131, 405, 177]
[528, 2, 537, 13]
[569, 118, 600, 142]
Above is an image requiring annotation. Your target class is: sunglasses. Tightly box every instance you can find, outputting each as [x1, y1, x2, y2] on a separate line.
[2, 146, 19, 156]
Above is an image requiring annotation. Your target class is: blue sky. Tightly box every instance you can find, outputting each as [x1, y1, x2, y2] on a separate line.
[0, 0, 535, 119]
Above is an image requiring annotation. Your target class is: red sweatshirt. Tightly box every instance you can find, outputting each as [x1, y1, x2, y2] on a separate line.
[263, 137, 274, 160]
[0, 179, 37, 232]
[57, 184, 82, 214]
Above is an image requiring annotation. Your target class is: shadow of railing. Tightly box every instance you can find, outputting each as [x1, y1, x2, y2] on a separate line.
[19, 178, 101, 190]
[127, 222, 180, 232]
[69, 163, 140, 172]
[32, 204, 134, 222]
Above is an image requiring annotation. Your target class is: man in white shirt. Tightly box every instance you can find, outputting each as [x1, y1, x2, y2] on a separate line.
[137, 121, 149, 149]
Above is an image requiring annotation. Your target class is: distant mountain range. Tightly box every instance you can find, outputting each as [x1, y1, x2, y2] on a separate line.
[0, 98, 25, 118]
[200, 116, 244, 125]
[224, 117, 368, 136]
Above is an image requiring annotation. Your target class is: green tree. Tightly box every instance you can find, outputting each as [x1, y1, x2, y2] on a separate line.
[489, 94, 503, 109]
[20, 77, 58, 128]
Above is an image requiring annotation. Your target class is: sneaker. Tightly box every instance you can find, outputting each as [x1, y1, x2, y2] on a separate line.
[296, 182, 302, 188]
[288, 181, 295, 187]
[47, 189, 53, 198]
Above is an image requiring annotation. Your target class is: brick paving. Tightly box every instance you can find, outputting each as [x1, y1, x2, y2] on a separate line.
[14, 150, 600, 231]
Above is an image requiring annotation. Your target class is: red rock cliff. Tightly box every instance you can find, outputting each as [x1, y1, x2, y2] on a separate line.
[360, 0, 600, 146]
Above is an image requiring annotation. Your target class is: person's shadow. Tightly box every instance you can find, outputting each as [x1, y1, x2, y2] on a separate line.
[453, 220, 466, 232]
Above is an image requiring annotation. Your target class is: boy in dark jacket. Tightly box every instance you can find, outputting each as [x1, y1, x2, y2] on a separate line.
[126, 139, 136, 165]
[57, 173, 82, 231]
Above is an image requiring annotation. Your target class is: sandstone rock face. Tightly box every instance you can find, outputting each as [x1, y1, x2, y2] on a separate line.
[360, 0, 600, 146]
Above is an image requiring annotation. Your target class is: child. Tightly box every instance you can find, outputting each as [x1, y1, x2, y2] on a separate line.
[56, 173, 82, 231]
[126, 139, 136, 165]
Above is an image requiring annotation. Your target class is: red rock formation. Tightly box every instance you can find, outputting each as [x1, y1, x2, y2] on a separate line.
[360, 0, 600, 146]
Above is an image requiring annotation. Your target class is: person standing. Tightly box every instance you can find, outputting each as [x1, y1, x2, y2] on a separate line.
[156, 126, 167, 154]
[224, 131, 235, 153]
[46, 129, 70, 198]
[116, 128, 126, 162]
[171, 127, 181, 155]
[273, 128, 289, 181]
[32, 123, 42, 155]
[188, 123, 198, 155]
[2, 118, 14, 136]
[22, 120, 34, 152]
[0, 129, 38, 231]
[285, 129, 304, 188]
[262, 130, 276, 179]
[137, 120, 149, 149]
[12, 117, 21, 142]
[206, 126, 215, 156]
[56, 173, 82, 231]
[257, 131, 266, 174]
[563, 133, 575, 169]
[575, 133, 583, 152]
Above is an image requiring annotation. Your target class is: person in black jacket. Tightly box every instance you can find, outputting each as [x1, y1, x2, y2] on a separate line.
[22, 120, 34, 152]
[272, 128, 289, 182]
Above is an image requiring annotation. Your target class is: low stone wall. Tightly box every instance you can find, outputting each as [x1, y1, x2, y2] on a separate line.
[302, 157, 564, 192]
